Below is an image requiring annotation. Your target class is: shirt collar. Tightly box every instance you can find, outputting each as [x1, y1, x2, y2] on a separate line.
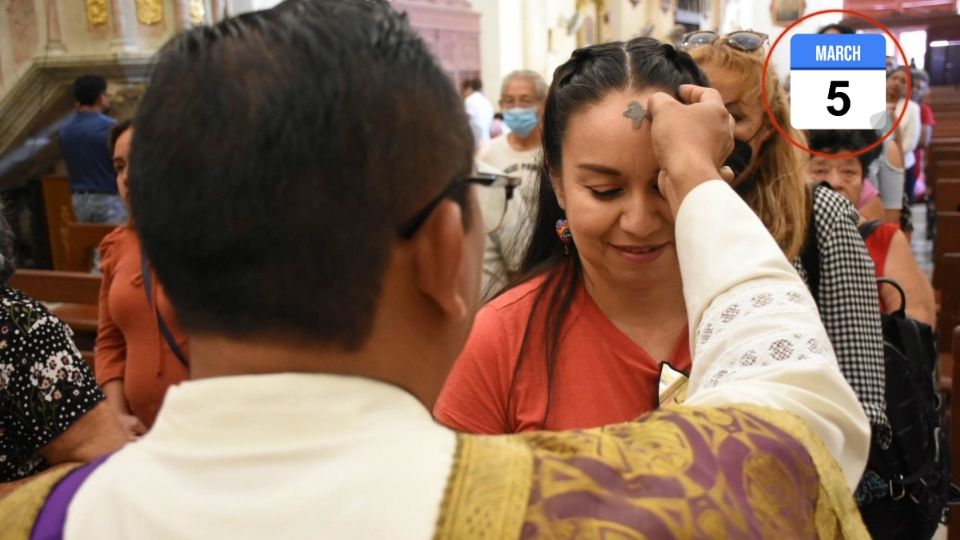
[146, 373, 437, 451]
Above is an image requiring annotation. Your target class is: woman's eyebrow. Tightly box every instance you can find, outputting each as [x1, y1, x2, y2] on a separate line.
[577, 163, 622, 176]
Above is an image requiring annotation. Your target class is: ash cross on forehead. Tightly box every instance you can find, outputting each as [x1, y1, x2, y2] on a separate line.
[623, 101, 646, 129]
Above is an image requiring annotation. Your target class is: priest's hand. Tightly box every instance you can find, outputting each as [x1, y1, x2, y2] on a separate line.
[648, 84, 735, 215]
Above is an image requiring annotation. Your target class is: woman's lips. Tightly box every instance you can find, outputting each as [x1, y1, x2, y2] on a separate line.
[611, 243, 666, 264]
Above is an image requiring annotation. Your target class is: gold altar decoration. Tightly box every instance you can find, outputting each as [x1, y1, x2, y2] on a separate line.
[85, 0, 108, 26]
[189, 0, 206, 24]
[136, 0, 163, 25]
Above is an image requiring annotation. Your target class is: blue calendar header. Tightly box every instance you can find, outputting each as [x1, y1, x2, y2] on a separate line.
[790, 34, 886, 70]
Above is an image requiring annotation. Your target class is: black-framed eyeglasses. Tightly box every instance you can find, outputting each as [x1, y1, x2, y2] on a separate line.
[398, 173, 522, 239]
[681, 30, 768, 53]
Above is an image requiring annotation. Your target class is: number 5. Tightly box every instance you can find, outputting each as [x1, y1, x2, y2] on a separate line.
[826, 81, 850, 117]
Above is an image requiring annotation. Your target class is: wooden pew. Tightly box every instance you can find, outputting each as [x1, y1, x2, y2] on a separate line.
[933, 213, 960, 291]
[934, 161, 960, 185]
[7, 269, 101, 370]
[65, 222, 115, 272]
[940, 255, 960, 354]
[929, 146, 960, 169]
[929, 151, 960, 188]
[40, 175, 74, 270]
[40, 175, 119, 271]
[938, 179, 960, 213]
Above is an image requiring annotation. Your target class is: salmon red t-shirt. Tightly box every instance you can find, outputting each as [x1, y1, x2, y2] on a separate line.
[434, 274, 690, 434]
[864, 221, 900, 312]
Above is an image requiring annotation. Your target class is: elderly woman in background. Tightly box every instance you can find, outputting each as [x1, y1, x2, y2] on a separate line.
[806, 129, 936, 327]
[95, 121, 190, 438]
[0, 205, 125, 496]
[477, 70, 547, 298]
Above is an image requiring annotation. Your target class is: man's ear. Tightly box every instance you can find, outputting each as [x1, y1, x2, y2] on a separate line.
[550, 171, 566, 210]
[411, 199, 468, 321]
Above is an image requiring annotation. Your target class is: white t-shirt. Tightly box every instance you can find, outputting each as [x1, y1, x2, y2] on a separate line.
[476, 135, 541, 298]
[891, 98, 921, 169]
[464, 91, 494, 149]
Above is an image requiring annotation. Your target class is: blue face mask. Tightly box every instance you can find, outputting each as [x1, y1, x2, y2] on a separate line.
[503, 107, 539, 138]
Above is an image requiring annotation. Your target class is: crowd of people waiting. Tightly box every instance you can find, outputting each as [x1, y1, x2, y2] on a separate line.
[0, 1, 948, 537]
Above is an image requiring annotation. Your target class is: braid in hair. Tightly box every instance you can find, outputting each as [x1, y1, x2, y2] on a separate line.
[506, 38, 710, 430]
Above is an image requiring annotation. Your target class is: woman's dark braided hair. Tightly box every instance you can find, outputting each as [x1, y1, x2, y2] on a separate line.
[500, 37, 708, 431]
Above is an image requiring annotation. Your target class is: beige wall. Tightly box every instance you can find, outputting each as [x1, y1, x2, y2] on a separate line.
[719, 0, 844, 79]
[469, 0, 579, 106]
[0, 0, 229, 103]
[0, 0, 231, 162]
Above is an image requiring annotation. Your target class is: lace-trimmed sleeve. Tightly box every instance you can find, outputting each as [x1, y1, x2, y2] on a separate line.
[689, 280, 835, 391]
[674, 181, 870, 491]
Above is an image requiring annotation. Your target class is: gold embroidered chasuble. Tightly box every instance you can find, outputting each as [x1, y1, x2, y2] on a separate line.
[0, 406, 868, 539]
[435, 406, 869, 539]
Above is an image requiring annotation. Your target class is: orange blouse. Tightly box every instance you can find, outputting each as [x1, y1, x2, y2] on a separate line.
[95, 226, 189, 427]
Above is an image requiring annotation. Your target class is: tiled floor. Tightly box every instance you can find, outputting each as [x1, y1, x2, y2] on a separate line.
[910, 203, 935, 279]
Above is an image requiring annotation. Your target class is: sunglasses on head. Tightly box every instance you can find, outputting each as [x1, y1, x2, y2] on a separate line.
[681, 30, 768, 52]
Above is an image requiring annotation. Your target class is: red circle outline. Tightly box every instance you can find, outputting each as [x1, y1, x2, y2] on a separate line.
[760, 9, 911, 159]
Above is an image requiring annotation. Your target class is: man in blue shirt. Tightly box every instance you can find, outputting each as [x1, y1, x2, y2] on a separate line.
[58, 75, 127, 224]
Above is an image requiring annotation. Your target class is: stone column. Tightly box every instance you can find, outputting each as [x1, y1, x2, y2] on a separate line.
[109, 0, 137, 52]
[523, 0, 548, 75]
[211, 0, 234, 21]
[172, 0, 192, 30]
[45, 0, 66, 54]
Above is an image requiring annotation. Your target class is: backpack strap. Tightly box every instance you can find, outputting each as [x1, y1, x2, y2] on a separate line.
[31, 455, 111, 539]
[140, 251, 189, 369]
[799, 186, 822, 303]
[859, 220, 883, 240]
[877, 277, 908, 319]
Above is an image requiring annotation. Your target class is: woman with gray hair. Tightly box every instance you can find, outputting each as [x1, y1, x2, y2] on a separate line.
[477, 69, 548, 298]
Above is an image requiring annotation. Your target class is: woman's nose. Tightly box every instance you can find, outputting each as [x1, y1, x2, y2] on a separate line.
[618, 191, 660, 237]
[823, 168, 844, 190]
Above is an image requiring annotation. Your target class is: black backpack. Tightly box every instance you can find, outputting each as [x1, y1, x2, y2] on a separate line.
[800, 216, 952, 540]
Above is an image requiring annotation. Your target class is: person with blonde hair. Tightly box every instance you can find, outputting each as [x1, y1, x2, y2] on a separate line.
[685, 31, 888, 445]
[805, 128, 935, 328]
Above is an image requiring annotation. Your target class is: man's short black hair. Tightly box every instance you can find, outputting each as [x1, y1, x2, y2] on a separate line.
[817, 23, 856, 34]
[130, 0, 473, 349]
[73, 75, 107, 106]
[806, 129, 883, 172]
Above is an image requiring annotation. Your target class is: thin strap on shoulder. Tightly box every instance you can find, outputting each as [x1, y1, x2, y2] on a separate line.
[31, 455, 112, 540]
[140, 251, 190, 369]
[859, 220, 883, 240]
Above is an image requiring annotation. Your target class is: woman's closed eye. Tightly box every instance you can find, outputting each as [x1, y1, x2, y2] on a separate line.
[587, 186, 623, 200]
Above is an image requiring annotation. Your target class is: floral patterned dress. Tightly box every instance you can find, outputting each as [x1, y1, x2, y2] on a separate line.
[0, 286, 104, 481]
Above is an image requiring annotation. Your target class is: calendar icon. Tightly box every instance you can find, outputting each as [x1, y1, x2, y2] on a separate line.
[789, 33, 887, 130]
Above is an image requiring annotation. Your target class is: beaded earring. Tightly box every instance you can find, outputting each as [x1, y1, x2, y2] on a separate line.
[555, 219, 573, 255]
